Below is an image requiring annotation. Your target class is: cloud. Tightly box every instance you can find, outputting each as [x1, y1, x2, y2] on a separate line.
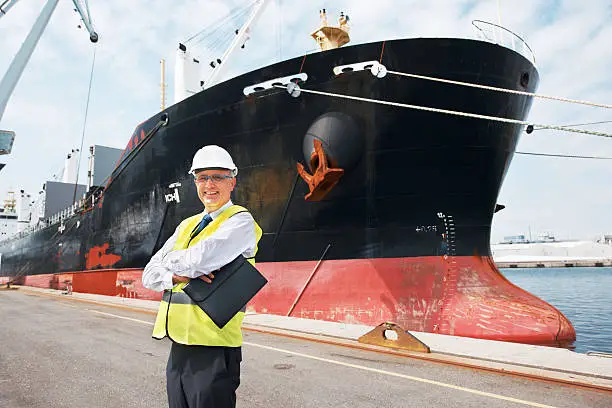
[0, 0, 610, 244]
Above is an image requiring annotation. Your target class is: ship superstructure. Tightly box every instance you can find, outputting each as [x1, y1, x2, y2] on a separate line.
[0, 191, 19, 239]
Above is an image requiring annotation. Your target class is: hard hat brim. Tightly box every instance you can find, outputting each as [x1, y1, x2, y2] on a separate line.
[189, 167, 238, 176]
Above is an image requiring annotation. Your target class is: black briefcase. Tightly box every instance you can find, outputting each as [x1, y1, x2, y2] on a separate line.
[182, 255, 268, 328]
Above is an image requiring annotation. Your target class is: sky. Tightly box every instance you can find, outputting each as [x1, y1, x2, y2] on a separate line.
[0, 0, 610, 244]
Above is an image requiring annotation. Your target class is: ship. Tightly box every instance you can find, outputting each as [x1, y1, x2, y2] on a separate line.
[0, 3, 576, 347]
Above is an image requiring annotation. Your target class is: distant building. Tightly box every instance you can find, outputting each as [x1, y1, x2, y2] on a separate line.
[0, 192, 18, 238]
[534, 233, 556, 243]
[500, 232, 560, 244]
[598, 235, 612, 245]
[501, 235, 528, 244]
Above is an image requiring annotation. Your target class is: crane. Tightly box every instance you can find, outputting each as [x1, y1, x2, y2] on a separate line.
[0, 0, 98, 125]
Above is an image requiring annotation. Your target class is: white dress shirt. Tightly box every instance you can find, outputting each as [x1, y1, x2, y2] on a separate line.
[141, 200, 257, 292]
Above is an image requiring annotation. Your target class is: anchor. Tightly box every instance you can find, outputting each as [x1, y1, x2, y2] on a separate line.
[296, 139, 344, 201]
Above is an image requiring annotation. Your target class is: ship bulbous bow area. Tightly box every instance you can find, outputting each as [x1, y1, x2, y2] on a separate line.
[436, 257, 576, 347]
[250, 256, 576, 348]
[297, 112, 364, 201]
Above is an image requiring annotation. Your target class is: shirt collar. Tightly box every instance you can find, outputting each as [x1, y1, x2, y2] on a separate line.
[205, 200, 233, 220]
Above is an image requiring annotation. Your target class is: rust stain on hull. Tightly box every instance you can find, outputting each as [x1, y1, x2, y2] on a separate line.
[85, 243, 121, 269]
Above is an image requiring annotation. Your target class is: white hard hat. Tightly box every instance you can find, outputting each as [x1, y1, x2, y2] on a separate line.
[189, 145, 238, 176]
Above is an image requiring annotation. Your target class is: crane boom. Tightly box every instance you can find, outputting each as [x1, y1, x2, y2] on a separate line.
[0, 0, 20, 21]
[203, 0, 269, 89]
[0, 0, 98, 124]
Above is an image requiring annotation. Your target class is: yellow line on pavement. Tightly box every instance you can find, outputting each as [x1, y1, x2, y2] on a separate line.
[86, 309, 557, 408]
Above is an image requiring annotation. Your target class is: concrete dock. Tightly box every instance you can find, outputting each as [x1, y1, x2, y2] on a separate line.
[492, 240, 612, 268]
[495, 259, 612, 268]
[1, 287, 611, 407]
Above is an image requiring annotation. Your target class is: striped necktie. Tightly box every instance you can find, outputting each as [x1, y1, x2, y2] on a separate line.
[190, 213, 213, 240]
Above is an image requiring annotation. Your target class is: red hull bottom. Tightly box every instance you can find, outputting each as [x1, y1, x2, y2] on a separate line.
[3, 256, 575, 347]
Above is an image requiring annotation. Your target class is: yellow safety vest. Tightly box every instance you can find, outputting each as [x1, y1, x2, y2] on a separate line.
[152, 204, 262, 346]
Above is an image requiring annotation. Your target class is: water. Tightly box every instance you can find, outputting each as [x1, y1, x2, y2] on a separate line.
[500, 267, 612, 354]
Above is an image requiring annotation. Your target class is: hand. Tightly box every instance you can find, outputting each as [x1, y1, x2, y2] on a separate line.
[172, 274, 190, 284]
[199, 272, 215, 284]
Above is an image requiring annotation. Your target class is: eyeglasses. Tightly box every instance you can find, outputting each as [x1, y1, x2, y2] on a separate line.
[194, 174, 233, 183]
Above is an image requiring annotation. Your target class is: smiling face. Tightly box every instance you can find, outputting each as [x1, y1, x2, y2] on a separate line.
[194, 169, 236, 212]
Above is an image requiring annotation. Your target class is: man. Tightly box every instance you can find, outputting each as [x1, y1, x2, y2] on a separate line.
[142, 144, 262, 408]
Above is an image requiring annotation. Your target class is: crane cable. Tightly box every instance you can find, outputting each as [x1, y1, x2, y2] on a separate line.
[72, 46, 96, 204]
[184, 0, 255, 44]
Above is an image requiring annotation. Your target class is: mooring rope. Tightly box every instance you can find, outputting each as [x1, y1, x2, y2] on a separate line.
[516, 151, 612, 160]
[385, 69, 612, 109]
[533, 120, 612, 131]
[273, 85, 612, 138]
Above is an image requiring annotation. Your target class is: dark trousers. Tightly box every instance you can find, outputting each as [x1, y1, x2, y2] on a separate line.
[166, 343, 242, 408]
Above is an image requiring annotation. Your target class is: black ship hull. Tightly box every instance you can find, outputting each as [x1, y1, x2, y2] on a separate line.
[0, 38, 576, 346]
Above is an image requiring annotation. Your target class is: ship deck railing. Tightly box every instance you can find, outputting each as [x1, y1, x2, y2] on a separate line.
[471, 20, 536, 65]
[0, 195, 93, 243]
